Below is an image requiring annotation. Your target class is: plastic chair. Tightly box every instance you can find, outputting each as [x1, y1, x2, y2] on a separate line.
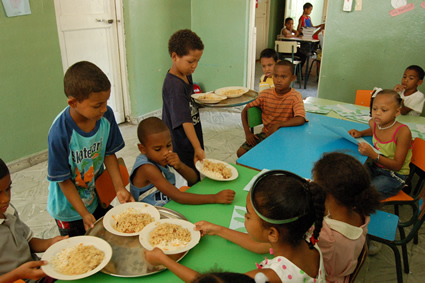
[348, 241, 368, 283]
[274, 40, 302, 88]
[354, 90, 373, 107]
[248, 106, 262, 134]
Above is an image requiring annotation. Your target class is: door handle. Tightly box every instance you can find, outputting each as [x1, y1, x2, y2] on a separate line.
[107, 19, 114, 24]
[95, 19, 114, 24]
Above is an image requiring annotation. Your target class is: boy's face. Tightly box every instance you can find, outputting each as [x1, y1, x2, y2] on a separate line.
[401, 69, 423, 92]
[139, 130, 173, 167]
[305, 7, 313, 15]
[273, 65, 296, 94]
[68, 90, 110, 122]
[260, 57, 277, 78]
[0, 174, 11, 218]
[172, 49, 203, 77]
[285, 20, 294, 31]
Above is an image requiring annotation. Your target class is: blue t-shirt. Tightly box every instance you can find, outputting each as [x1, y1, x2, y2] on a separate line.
[47, 106, 124, 221]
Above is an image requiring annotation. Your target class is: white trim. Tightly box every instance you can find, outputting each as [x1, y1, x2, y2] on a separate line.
[246, 0, 256, 90]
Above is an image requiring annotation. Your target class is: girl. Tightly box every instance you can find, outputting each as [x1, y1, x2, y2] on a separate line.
[312, 152, 381, 282]
[144, 170, 326, 282]
[348, 89, 413, 199]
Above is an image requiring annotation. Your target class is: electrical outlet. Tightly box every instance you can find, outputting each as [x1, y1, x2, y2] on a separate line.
[355, 0, 362, 11]
[343, 0, 353, 12]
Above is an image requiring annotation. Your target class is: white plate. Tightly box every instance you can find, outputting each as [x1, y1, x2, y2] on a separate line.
[195, 158, 238, 181]
[191, 92, 227, 104]
[214, 86, 249, 98]
[41, 236, 112, 280]
[139, 219, 201, 255]
[103, 202, 160, 236]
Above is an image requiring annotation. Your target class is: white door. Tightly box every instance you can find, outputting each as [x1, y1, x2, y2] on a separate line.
[255, 0, 270, 59]
[54, 0, 126, 123]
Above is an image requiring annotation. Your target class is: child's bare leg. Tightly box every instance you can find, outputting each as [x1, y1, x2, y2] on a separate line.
[237, 147, 247, 158]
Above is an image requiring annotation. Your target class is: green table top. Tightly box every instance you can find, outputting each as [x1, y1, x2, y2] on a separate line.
[58, 165, 261, 282]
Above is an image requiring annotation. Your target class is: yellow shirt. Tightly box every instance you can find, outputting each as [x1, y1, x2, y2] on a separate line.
[259, 75, 274, 92]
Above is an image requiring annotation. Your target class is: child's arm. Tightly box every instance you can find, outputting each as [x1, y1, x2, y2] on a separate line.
[241, 105, 260, 146]
[165, 151, 198, 185]
[104, 154, 135, 203]
[266, 116, 306, 137]
[348, 119, 373, 138]
[195, 221, 270, 254]
[145, 248, 200, 283]
[400, 100, 413, 115]
[29, 236, 68, 253]
[182, 122, 205, 164]
[297, 17, 303, 33]
[0, 261, 47, 283]
[133, 165, 235, 204]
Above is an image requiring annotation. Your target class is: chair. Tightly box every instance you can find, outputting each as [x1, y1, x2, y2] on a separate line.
[307, 54, 321, 83]
[274, 40, 302, 88]
[354, 90, 373, 107]
[248, 106, 262, 134]
[348, 241, 368, 283]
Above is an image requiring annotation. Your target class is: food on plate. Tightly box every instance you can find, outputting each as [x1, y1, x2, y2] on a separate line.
[222, 89, 245, 96]
[149, 223, 191, 251]
[198, 93, 221, 100]
[112, 207, 155, 233]
[201, 160, 232, 179]
[51, 244, 104, 275]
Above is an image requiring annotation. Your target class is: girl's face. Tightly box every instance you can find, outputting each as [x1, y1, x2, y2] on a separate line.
[371, 94, 400, 127]
[245, 193, 270, 243]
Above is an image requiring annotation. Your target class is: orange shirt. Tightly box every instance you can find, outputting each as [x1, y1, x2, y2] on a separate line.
[247, 87, 306, 133]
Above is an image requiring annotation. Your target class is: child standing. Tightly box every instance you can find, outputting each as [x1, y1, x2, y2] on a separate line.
[144, 170, 326, 282]
[393, 65, 424, 116]
[162, 29, 205, 181]
[0, 159, 67, 282]
[47, 61, 134, 237]
[297, 2, 324, 36]
[237, 60, 306, 157]
[312, 152, 381, 282]
[349, 89, 412, 199]
[258, 48, 278, 92]
[130, 117, 235, 205]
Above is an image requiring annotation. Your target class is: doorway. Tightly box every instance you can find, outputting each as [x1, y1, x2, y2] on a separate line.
[53, 0, 129, 124]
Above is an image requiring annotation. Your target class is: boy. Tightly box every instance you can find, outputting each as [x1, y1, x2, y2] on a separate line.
[237, 61, 306, 157]
[130, 117, 235, 205]
[281, 17, 300, 38]
[297, 2, 324, 35]
[162, 29, 205, 183]
[259, 48, 278, 92]
[393, 65, 424, 116]
[47, 61, 134, 237]
[0, 158, 67, 282]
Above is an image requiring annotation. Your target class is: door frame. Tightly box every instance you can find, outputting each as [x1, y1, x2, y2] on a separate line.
[246, 0, 256, 90]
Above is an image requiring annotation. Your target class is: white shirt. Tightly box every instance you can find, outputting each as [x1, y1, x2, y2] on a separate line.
[399, 90, 425, 116]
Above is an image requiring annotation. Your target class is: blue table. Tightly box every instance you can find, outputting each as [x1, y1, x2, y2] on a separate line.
[236, 112, 371, 178]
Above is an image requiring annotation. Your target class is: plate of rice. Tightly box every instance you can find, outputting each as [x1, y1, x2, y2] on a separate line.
[191, 92, 227, 104]
[214, 86, 249, 98]
[195, 159, 238, 181]
[139, 219, 201, 255]
[103, 202, 160, 236]
[41, 236, 112, 280]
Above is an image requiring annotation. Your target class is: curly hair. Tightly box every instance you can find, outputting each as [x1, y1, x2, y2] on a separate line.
[168, 29, 204, 57]
[312, 152, 381, 216]
[251, 172, 326, 249]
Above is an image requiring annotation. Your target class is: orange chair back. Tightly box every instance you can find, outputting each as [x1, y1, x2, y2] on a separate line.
[355, 90, 373, 107]
[411, 138, 425, 171]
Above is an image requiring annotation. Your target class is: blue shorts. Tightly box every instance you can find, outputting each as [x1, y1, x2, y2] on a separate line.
[367, 163, 407, 200]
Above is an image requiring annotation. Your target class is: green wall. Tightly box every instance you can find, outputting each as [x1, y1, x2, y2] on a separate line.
[0, 0, 65, 163]
[319, 0, 425, 104]
[268, 0, 286, 48]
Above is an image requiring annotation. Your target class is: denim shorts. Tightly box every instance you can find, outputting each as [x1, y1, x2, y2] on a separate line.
[367, 163, 408, 200]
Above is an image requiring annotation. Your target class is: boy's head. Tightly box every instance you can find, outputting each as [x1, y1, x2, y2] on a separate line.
[259, 48, 278, 78]
[303, 3, 313, 14]
[401, 65, 424, 92]
[284, 17, 294, 30]
[168, 29, 204, 77]
[273, 61, 296, 94]
[137, 117, 172, 167]
[0, 159, 11, 217]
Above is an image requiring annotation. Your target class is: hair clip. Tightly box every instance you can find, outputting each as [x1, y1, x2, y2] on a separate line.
[310, 235, 319, 245]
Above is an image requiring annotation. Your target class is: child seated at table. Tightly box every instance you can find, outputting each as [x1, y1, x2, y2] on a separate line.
[237, 60, 306, 157]
[130, 117, 235, 206]
[313, 152, 381, 282]
[281, 17, 300, 38]
[144, 170, 326, 282]
[349, 89, 412, 199]
[0, 158, 68, 282]
[393, 65, 424, 116]
[258, 48, 278, 92]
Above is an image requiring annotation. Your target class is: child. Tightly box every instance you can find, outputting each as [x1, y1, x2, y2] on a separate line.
[237, 60, 306, 157]
[130, 117, 235, 205]
[393, 65, 424, 116]
[144, 170, 326, 282]
[162, 29, 205, 180]
[348, 89, 412, 199]
[312, 152, 381, 282]
[258, 48, 278, 92]
[47, 61, 134, 237]
[0, 159, 67, 282]
[297, 2, 324, 37]
[281, 17, 300, 38]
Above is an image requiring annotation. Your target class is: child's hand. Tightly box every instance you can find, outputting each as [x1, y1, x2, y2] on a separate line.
[117, 188, 135, 203]
[214, 189, 235, 204]
[194, 148, 205, 165]
[358, 142, 374, 157]
[194, 220, 221, 236]
[266, 124, 280, 137]
[348, 129, 362, 138]
[165, 151, 182, 170]
[394, 84, 405, 92]
[14, 261, 47, 280]
[144, 247, 168, 266]
[245, 132, 259, 146]
[82, 213, 96, 231]
[48, 235, 69, 247]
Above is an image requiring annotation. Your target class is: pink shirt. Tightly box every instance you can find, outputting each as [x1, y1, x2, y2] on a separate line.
[318, 215, 369, 283]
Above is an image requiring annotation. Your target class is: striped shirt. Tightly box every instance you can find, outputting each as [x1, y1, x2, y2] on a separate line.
[247, 87, 306, 133]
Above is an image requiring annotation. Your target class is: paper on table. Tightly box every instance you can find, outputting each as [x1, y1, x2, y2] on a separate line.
[229, 206, 247, 233]
[304, 103, 334, 114]
[243, 169, 270, 191]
